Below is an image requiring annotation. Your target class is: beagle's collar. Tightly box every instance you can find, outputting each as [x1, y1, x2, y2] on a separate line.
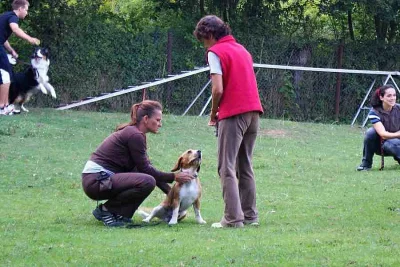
[180, 169, 198, 178]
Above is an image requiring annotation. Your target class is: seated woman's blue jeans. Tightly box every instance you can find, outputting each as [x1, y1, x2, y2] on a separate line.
[360, 127, 400, 167]
[382, 139, 400, 160]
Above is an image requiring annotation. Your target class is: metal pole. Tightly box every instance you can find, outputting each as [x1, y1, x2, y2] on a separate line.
[199, 95, 212, 116]
[182, 79, 211, 116]
[389, 75, 400, 94]
[351, 78, 376, 126]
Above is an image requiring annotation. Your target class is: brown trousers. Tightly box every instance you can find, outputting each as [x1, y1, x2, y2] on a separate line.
[217, 111, 259, 227]
[82, 172, 171, 218]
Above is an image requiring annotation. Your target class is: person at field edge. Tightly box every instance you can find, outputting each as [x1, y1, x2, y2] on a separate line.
[357, 84, 400, 171]
[0, 0, 40, 115]
[193, 15, 264, 228]
[82, 100, 194, 227]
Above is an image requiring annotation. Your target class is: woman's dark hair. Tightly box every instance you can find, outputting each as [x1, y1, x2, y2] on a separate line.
[193, 15, 232, 41]
[116, 100, 162, 131]
[371, 84, 396, 108]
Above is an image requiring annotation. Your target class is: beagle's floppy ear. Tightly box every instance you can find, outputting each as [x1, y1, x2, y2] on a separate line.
[171, 157, 183, 172]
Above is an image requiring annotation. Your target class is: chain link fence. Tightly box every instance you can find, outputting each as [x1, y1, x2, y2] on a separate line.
[7, 13, 400, 123]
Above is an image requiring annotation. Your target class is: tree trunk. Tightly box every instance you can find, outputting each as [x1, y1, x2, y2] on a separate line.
[293, 45, 312, 119]
[200, 0, 205, 15]
[388, 20, 397, 43]
[335, 40, 344, 121]
[166, 30, 173, 105]
[347, 10, 355, 41]
[374, 16, 388, 41]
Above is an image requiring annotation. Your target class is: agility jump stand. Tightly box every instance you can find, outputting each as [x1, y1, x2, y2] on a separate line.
[351, 74, 400, 127]
[56, 67, 210, 111]
[182, 79, 211, 116]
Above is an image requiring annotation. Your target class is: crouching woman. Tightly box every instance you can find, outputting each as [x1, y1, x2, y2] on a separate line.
[82, 100, 193, 227]
[357, 85, 400, 171]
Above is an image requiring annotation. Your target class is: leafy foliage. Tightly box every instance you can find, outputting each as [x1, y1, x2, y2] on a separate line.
[2, 0, 400, 121]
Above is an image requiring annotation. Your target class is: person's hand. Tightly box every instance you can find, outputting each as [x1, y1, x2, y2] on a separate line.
[174, 172, 194, 184]
[208, 111, 218, 126]
[208, 119, 216, 126]
[11, 50, 18, 58]
[30, 37, 40, 46]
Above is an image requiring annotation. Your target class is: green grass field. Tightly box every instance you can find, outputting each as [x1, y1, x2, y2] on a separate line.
[1, 109, 399, 266]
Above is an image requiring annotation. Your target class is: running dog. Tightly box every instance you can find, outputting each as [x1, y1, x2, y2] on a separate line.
[139, 149, 206, 225]
[8, 47, 56, 113]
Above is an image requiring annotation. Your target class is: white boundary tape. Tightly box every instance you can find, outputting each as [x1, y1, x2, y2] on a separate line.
[253, 63, 400, 76]
[56, 67, 210, 110]
[56, 64, 400, 111]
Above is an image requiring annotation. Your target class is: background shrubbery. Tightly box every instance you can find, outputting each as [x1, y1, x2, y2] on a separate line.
[2, 0, 400, 122]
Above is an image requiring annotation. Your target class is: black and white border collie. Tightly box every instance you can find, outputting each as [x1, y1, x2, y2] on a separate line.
[8, 47, 56, 113]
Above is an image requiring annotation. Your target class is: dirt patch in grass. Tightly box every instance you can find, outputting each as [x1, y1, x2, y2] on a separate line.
[259, 129, 287, 137]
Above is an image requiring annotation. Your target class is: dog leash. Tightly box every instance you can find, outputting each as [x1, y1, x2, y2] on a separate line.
[379, 138, 384, 171]
[13, 57, 31, 66]
[125, 221, 161, 228]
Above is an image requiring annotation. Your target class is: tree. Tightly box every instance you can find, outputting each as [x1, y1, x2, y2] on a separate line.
[319, 0, 355, 40]
[357, 0, 400, 43]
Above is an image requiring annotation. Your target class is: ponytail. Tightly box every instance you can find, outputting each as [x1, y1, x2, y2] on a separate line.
[115, 100, 162, 131]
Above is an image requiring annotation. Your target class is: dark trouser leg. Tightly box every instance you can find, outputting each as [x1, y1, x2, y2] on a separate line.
[360, 128, 380, 167]
[218, 115, 244, 227]
[237, 112, 259, 223]
[217, 112, 259, 227]
[82, 172, 156, 218]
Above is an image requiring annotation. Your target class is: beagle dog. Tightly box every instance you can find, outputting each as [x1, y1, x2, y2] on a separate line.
[139, 149, 206, 225]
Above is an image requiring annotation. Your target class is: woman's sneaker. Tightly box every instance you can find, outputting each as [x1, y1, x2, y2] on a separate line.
[92, 204, 105, 221]
[356, 165, 371, 171]
[115, 214, 133, 224]
[101, 211, 124, 227]
[244, 220, 259, 226]
[92, 204, 124, 227]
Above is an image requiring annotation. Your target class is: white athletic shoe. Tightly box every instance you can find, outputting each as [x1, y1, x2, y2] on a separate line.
[211, 222, 224, 228]
[5, 104, 14, 115]
[0, 105, 15, 115]
[6, 104, 14, 112]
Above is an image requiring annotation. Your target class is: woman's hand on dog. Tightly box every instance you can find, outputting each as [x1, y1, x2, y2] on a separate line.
[174, 172, 195, 184]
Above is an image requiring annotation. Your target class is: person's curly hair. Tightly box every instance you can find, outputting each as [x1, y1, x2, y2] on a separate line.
[193, 15, 231, 41]
[371, 84, 396, 108]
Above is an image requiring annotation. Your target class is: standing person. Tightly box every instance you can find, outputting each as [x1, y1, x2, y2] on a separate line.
[193, 15, 264, 228]
[356, 85, 400, 171]
[82, 100, 194, 227]
[0, 0, 40, 115]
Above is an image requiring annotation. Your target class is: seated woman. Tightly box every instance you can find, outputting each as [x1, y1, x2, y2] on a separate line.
[357, 84, 400, 171]
[81, 100, 194, 227]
